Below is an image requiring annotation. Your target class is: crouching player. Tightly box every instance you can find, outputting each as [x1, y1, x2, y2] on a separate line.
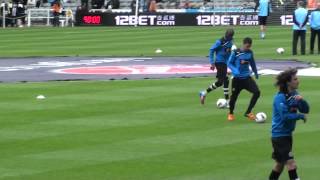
[269, 68, 310, 180]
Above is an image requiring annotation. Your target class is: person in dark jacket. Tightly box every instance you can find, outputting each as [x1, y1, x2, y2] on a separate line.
[52, 0, 62, 27]
[106, 0, 120, 9]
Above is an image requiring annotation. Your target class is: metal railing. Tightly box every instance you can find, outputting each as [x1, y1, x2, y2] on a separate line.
[26, 8, 74, 27]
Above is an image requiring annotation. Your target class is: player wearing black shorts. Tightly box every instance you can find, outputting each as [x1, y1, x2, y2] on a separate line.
[199, 29, 235, 105]
[255, 0, 272, 39]
[269, 68, 309, 180]
[292, 1, 308, 55]
[258, 16, 267, 26]
[227, 37, 260, 121]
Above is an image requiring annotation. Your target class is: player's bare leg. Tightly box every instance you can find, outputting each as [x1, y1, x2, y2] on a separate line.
[199, 91, 208, 105]
[199, 78, 223, 105]
[260, 25, 266, 39]
[223, 77, 230, 108]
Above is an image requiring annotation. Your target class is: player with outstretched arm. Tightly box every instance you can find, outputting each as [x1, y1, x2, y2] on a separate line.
[227, 37, 260, 121]
[268, 68, 309, 180]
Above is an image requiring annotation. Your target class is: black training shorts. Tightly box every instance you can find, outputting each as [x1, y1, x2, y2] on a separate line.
[271, 136, 294, 163]
[258, 16, 268, 25]
[231, 77, 260, 94]
[215, 63, 228, 79]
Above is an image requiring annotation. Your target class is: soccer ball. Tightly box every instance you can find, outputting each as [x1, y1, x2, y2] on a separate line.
[255, 112, 267, 123]
[231, 45, 237, 51]
[216, 98, 227, 109]
[155, 48, 163, 54]
[276, 47, 285, 54]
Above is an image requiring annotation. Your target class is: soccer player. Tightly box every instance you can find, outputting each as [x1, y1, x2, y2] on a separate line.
[254, 0, 272, 39]
[199, 29, 234, 105]
[292, 1, 308, 55]
[309, 3, 320, 54]
[268, 68, 309, 180]
[227, 37, 260, 121]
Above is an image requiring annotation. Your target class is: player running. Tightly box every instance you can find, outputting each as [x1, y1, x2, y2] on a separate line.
[199, 29, 234, 106]
[227, 37, 260, 121]
[268, 68, 309, 180]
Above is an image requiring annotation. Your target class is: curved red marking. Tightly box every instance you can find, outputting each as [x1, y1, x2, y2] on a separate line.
[60, 66, 132, 75]
[55, 65, 217, 75]
[168, 65, 211, 73]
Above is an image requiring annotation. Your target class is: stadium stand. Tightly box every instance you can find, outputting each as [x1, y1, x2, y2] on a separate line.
[0, 0, 314, 27]
[30, 0, 80, 10]
[2, 0, 300, 15]
[92, 0, 257, 11]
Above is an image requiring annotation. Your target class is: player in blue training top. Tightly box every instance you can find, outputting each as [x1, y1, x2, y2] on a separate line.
[268, 68, 309, 180]
[292, 1, 308, 55]
[254, 0, 272, 39]
[227, 37, 260, 121]
[199, 29, 234, 105]
[309, 3, 320, 54]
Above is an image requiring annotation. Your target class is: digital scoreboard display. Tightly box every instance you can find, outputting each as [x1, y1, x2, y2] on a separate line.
[82, 15, 102, 25]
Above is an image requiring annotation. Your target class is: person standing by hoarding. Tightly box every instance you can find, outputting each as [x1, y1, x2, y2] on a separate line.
[309, 3, 320, 54]
[52, 0, 62, 27]
[148, 0, 157, 12]
[292, 1, 308, 55]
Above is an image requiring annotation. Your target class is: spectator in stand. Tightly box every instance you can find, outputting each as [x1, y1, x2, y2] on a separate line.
[0, 2, 8, 26]
[130, 0, 136, 13]
[309, 3, 320, 54]
[49, 0, 56, 6]
[52, 0, 62, 27]
[308, 0, 318, 9]
[8, 0, 19, 27]
[106, 0, 120, 9]
[92, 0, 104, 9]
[81, 0, 88, 8]
[17, 0, 26, 27]
[148, 0, 156, 12]
[36, 0, 41, 8]
[200, 0, 210, 10]
[183, 0, 191, 9]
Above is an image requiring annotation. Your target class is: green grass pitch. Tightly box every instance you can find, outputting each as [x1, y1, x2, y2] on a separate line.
[0, 26, 320, 179]
[0, 26, 319, 64]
